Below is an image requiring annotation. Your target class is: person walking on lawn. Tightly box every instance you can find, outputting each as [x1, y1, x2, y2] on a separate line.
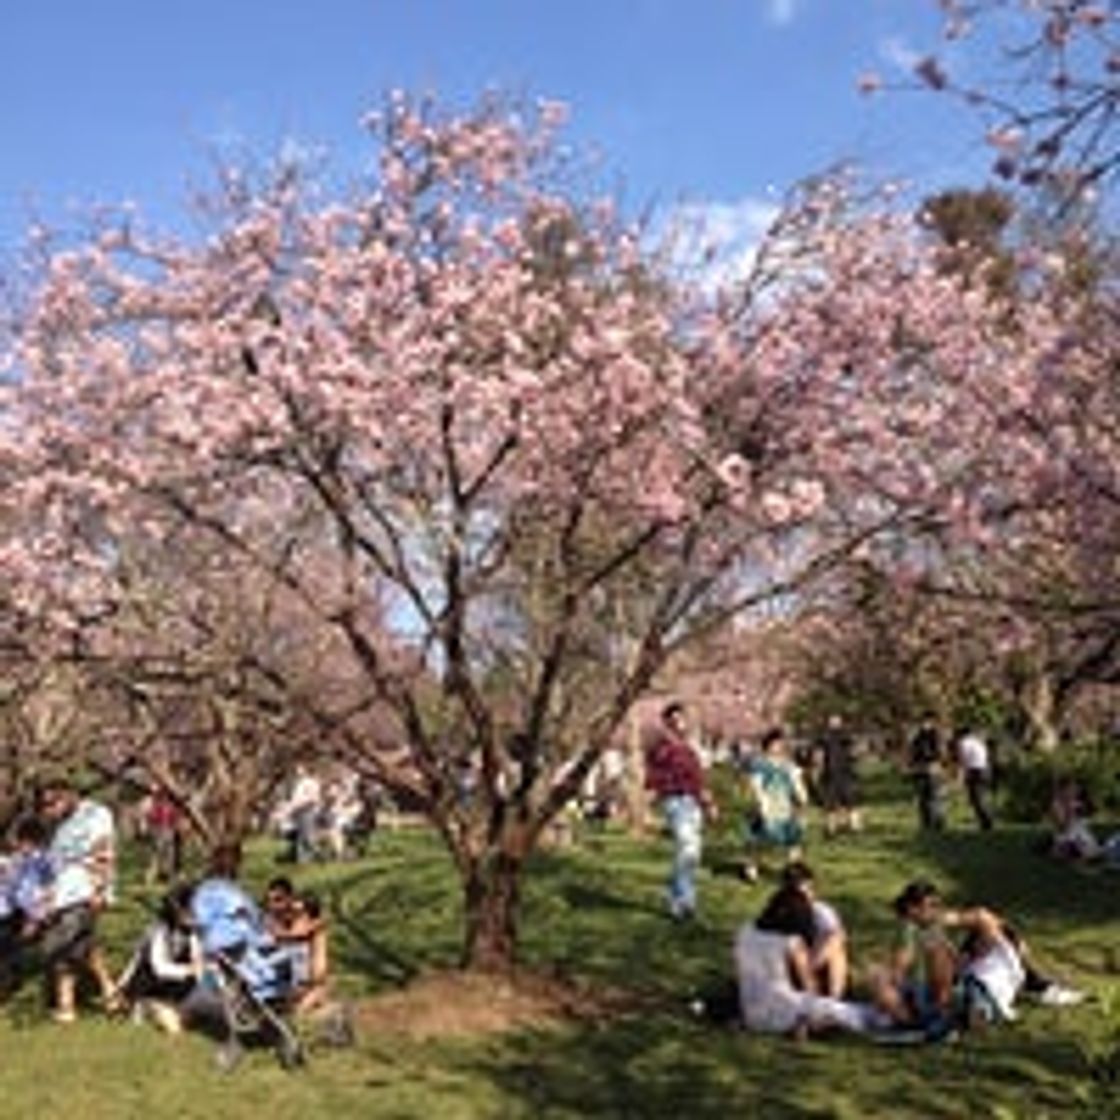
[644, 702, 717, 921]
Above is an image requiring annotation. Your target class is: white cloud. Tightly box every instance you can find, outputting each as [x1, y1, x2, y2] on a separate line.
[656, 196, 781, 293]
[878, 34, 921, 77]
[764, 0, 801, 28]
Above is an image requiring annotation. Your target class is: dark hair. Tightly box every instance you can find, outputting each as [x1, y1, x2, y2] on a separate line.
[892, 879, 939, 918]
[207, 843, 242, 879]
[761, 727, 785, 752]
[158, 882, 196, 927]
[301, 891, 322, 920]
[267, 876, 295, 897]
[780, 860, 815, 892]
[756, 885, 816, 945]
[13, 815, 48, 847]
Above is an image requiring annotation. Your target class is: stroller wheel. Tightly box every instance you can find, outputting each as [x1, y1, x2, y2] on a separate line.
[319, 1002, 357, 1048]
[276, 1029, 306, 1070]
[214, 1039, 244, 1074]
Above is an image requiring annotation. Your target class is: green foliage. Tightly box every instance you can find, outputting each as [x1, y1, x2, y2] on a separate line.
[999, 738, 1120, 823]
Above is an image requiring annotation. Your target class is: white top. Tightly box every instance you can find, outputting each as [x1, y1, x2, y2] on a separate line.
[734, 924, 872, 1035]
[812, 900, 843, 940]
[149, 924, 203, 982]
[964, 934, 1025, 1020]
[957, 733, 989, 772]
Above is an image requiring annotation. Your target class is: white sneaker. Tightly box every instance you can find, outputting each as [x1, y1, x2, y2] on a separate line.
[1039, 984, 1086, 1007]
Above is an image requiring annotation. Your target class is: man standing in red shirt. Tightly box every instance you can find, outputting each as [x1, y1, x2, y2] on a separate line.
[644, 702, 717, 920]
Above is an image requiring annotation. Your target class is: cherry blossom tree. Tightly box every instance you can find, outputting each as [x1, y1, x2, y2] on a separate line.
[0, 93, 1076, 971]
[766, 186, 1116, 752]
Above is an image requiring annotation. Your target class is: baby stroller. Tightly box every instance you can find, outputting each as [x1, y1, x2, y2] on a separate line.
[189, 877, 305, 1071]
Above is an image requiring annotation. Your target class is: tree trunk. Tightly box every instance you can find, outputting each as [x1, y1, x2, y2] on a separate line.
[622, 710, 651, 837]
[1021, 673, 1059, 752]
[461, 850, 524, 973]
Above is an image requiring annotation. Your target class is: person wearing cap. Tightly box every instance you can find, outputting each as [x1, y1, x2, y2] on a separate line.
[38, 772, 120, 1023]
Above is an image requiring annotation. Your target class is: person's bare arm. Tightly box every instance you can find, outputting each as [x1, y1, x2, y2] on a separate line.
[941, 906, 1002, 942]
[787, 940, 818, 994]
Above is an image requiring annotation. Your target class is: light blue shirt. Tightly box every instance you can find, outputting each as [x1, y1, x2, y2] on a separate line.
[49, 799, 115, 911]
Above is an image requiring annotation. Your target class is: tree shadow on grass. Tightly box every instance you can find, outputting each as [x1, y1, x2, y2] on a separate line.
[890, 825, 1118, 927]
[445, 1007, 1108, 1120]
[455, 1014, 826, 1120]
[324, 862, 459, 989]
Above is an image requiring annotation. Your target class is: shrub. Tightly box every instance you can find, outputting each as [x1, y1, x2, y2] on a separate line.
[998, 738, 1120, 823]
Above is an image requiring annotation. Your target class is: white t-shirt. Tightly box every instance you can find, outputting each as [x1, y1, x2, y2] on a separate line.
[812, 899, 843, 942]
[734, 924, 871, 1035]
[957, 733, 989, 772]
[964, 935, 1025, 1020]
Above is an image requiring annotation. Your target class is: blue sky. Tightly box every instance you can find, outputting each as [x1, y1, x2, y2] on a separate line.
[0, 1, 991, 258]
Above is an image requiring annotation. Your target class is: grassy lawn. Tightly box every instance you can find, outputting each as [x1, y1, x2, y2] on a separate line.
[1, 763, 1117, 1119]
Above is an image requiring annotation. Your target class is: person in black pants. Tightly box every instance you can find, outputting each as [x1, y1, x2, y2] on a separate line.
[955, 727, 994, 831]
[908, 714, 946, 831]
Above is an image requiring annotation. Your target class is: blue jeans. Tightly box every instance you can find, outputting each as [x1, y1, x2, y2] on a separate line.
[662, 795, 703, 916]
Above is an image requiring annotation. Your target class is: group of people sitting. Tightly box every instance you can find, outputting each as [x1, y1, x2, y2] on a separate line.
[0, 776, 120, 1023]
[733, 862, 1084, 1042]
[116, 854, 332, 1039]
[0, 777, 337, 1048]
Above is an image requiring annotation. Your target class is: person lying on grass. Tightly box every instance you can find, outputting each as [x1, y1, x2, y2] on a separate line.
[870, 880, 1084, 1039]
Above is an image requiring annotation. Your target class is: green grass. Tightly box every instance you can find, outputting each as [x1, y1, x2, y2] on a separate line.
[2, 763, 1117, 1119]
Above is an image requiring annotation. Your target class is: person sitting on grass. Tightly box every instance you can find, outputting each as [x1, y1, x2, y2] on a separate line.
[740, 728, 808, 882]
[38, 773, 122, 1023]
[870, 880, 1085, 1039]
[869, 880, 957, 1038]
[0, 815, 55, 996]
[734, 883, 882, 1038]
[1047, 778, 1101, 862]
[263, 877, 331, 1015]
[117, 882, 203, 1034]
[779, 861, 850, 998]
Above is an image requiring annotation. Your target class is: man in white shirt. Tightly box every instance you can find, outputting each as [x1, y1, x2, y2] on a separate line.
[39, 773, 120, 1023]
[956, 728, 994, 831]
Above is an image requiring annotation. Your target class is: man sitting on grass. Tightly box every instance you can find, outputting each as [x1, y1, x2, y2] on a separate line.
[870, 880, 1084, 1039]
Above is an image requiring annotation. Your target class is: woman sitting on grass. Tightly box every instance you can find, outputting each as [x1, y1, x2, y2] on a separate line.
[117, 882, 203, 1034]
[734, 883, 881, 1038]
